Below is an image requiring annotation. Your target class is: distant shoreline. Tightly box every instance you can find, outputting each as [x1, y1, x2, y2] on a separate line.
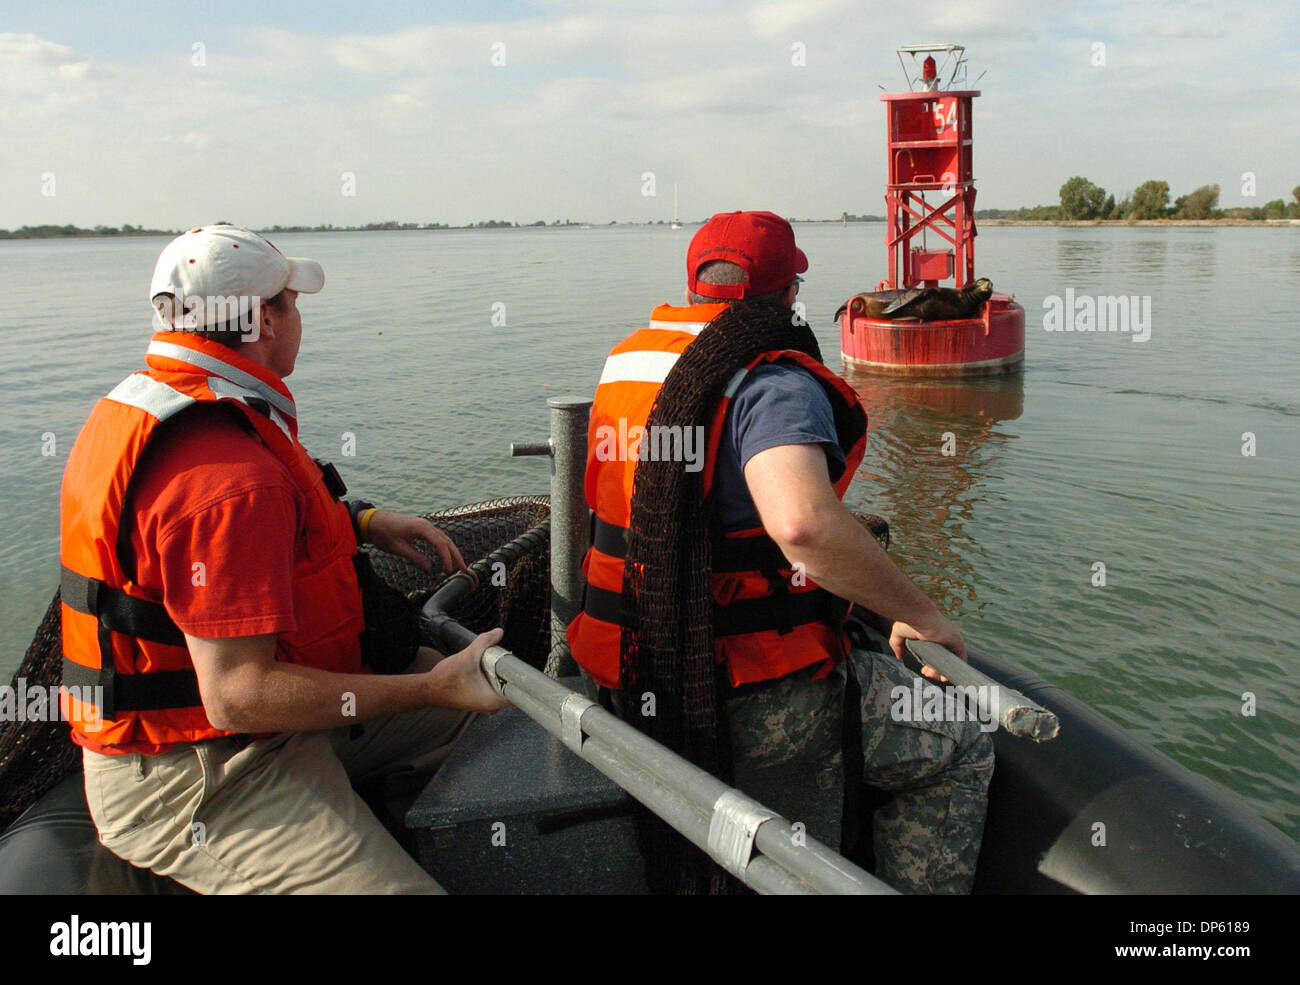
[976, 218, 1299, 227]
[3, 217, 1297, 241]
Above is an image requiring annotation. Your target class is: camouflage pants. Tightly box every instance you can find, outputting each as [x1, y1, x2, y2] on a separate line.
[724, 649, 994, 895]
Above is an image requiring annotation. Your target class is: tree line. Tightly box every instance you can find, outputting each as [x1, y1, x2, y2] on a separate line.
[979, 179, 1300, 221]
[0, 223, 176, 239]
[0, 220, 591, 239]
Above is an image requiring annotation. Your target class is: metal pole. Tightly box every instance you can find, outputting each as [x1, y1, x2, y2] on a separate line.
[548, 397, 590, 677]
[425, 582, 893, 893]
[508, 397, 590, 677]
[475, 643, 895, 895]
[905, 640, 1060, 741]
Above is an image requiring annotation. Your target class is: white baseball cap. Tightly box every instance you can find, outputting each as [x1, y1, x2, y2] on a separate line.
[149, 224, 324, 329]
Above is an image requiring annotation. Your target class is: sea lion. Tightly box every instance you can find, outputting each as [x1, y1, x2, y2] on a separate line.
[834, 289, 910, 322]
[881, 278, 993, 321]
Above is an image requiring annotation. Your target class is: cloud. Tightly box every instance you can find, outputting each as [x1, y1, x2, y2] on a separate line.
[159, 132, 212, 150]
[0, 3, 1295, 227]
[0, 32, 111, 92]
[0, 32, 86, 68]
[748, 0, 856, 39]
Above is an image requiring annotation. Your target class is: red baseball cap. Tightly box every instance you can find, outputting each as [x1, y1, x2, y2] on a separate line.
[687, 211, 808, 300]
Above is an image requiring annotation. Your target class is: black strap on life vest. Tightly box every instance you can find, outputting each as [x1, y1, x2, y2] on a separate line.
[591, 514, 629, 559]
[592, 515, 793, 573]
[314, 458, 348, 500]
[582, 582, 834, 637]
[585, 517, 834, 637]
[61, 657, 202, 713]
[60, 566, 200, 716]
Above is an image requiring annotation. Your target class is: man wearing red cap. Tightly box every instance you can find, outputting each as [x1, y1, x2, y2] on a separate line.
[60, 224, 507, 894]
[568, 211, 993, 894]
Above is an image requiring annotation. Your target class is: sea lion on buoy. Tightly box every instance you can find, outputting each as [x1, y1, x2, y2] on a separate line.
[834, 289, 910, 321]
[881, 277, 993, 321]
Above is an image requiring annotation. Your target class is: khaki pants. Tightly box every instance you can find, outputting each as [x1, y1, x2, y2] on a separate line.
[82, 650, 473, 895]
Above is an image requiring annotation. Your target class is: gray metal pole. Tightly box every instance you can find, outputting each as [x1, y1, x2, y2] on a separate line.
[905, 639, 1060, 741]
[509, 397, 592, 679]
[546, 397, 590, 677]
[479, 644, 895, 895]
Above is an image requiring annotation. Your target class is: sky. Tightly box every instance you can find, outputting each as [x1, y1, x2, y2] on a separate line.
[1, 0, 1296, 229]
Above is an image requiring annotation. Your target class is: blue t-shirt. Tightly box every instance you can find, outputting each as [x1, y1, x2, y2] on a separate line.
[710, 362, 846, 532]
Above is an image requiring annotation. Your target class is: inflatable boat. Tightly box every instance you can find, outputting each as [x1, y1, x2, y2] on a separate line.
[2, 507, 1298, 895]
[3, 402, 1298, 895]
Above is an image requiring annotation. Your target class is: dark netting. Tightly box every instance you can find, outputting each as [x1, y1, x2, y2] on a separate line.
[0, 496, 553, 835]
[0, 591, 80, 834]
[365, 496, 553, 669]
[617, 300, 858, 894]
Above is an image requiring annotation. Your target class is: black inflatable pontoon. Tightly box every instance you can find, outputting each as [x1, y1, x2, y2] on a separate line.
[3, 636, 1297, 894]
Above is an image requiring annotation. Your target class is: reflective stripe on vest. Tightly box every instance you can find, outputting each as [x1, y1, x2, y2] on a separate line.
[59, 332, 366, 748]
[566, 304, 869, 690]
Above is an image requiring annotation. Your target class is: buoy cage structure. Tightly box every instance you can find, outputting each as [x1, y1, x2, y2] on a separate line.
[840, 44, 1025, 376]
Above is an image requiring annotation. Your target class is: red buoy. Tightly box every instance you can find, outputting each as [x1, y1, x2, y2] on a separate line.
[840, 44, 1024, 376]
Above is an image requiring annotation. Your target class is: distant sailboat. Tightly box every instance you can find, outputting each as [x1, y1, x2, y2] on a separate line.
[671, 184, 682, 229]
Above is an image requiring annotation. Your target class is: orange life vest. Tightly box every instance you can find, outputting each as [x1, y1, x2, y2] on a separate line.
[59, 331, 366, 749]
[567, 303, 868, 690]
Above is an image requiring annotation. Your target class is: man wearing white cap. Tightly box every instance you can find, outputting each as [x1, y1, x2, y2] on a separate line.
[59, 224, 506, 894]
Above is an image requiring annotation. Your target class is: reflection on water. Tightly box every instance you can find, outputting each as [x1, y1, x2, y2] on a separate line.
[842, 372, 1024, 620]
[1113, 236, 1169, 275]
[1056, 238, 1113, 279]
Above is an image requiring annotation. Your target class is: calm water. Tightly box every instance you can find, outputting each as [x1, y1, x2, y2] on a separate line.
[1, 224, 1297, 840]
